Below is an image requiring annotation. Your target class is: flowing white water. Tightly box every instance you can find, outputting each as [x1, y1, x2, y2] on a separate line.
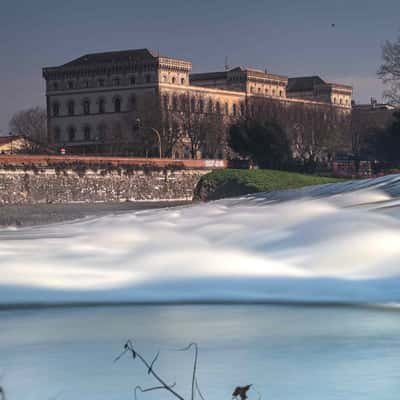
[2, 174, 400, 305]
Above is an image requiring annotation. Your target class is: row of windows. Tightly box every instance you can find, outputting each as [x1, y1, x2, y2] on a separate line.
[162, 75, 186, 85]
[51, 75, 154, 91]
[50, 72, 187, 91]
[53, 126, 94, 142]
[51, 96, 134, 117]
[53, 120, 188, 143]
[163, 95, 245, 116]
[333, 97, 350, 106]
[250, 86, 284, 97]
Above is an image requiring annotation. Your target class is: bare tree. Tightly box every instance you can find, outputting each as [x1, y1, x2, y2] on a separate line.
[243, 96, 351, 170]
[378, 33, 400, 106]
[172, 94, 226, 159]
[200, 113, 226, 159]
[9, 106, 47, 143]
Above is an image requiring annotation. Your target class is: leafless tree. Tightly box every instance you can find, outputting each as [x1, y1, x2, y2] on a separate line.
[246, 96, 351, 164]
[173, 94, 226, 159]
[378, 33, 400, 106]
[9, 106, 47, 143]
[121, 92, 186, 157]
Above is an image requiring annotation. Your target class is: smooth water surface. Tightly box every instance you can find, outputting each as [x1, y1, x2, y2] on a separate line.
[1, 304, 400, 400]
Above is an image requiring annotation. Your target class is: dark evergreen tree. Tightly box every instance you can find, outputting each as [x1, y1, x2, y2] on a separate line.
[229, 120, 292, 169]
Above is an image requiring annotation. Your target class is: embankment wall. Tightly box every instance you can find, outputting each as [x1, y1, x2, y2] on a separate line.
[0, 156, 226, 204]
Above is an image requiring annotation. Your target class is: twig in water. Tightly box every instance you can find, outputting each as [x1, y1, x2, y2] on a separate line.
[176, 343, 200, 400]
[0, 385, 5, 400]
[134, 384, 177, 400]
[114, 340, 185, 400]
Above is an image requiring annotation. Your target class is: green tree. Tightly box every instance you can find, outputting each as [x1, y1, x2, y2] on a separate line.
[229, 120, 291, 169]
[367, 111, 400, 162]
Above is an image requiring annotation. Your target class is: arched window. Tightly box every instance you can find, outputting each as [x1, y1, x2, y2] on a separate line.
[272, 89, 276, 96]
[67, 100, 75, 116]
[208, 99, 213, 113]
[190, 97, 196, 112]
[199, 99, 204, 113]
[172, 96, 178, 111]
[114, 98, 121, 113]
[83, 99, 90, 115]
[216, 101, 221, 114]
[130, 95, 137, 111]
[83, 125, 91, 141]
[54, 127, 61, 142]
[279, 90, 283, 97]
[339, 98, 343, 105]
[172, 77, 176, 84]
[97, 123, 107, 141]
[52, 102, 60, 117]
[258, 87, 261, 94]
[177, 94, 185, 112]
[98, 98, 105, 114]
[67, 81, 74, 89]
[163, 94, 169, 110]
[68, 126, 76, 142]
[181, 77, 185, 85]
[232, 103, 237, 116]
[240, 103, 245, 115]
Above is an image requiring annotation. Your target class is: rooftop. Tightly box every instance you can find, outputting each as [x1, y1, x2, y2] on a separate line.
[287, 76, 326, 92]
[287, 76, 352, 92]
[190, 67, 288, 82]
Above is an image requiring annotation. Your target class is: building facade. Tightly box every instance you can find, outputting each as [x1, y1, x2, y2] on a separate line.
[43, 48, 353, 158]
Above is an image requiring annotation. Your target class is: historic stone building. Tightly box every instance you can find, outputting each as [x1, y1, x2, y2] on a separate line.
[43, 48, 353, 158]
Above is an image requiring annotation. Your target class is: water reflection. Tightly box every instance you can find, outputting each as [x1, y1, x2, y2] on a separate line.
[1, 305, 400, 400]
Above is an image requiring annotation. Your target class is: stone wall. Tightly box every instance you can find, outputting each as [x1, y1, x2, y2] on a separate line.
[0, 156, 226, 204]
[0, 168, 210, 204]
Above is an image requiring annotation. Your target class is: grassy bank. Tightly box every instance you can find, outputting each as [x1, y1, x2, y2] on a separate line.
[195, 169, 342, 201]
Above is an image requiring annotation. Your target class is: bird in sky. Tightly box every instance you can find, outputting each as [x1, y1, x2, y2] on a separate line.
[331, 23, 336, 27]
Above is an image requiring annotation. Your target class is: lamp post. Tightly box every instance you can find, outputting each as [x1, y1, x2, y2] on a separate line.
[135, 118, 162, 158]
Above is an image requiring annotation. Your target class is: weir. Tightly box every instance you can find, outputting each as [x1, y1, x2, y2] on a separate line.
[1, 173, 400, 306]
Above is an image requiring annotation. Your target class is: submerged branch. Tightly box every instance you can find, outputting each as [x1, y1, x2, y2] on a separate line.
[115, 340, 185, 400]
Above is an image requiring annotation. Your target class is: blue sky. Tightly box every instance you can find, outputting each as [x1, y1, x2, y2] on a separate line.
[0, 0, 399, 132]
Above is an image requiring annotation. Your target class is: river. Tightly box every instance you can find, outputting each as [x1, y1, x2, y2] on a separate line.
[2, 174, 400, 398]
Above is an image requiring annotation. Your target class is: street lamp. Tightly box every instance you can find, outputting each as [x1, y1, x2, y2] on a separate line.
[135, 118, 162, 158]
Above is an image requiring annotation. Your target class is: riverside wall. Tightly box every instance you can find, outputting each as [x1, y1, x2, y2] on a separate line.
[0, 156, 227, 204]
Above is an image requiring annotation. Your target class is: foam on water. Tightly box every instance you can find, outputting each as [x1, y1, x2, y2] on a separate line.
[2, 174, 400, 305]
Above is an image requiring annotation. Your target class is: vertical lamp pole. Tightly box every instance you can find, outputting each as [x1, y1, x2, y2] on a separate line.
[136, 118, 162, 158]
